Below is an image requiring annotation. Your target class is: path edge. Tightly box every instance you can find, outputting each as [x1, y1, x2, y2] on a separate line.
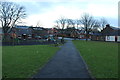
[72, 40, 96, 80]
[31, 44, 64, 78]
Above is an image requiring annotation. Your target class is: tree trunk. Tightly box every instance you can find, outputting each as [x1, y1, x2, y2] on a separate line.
[61, 36, 64, 44]
[86, 34, 88, 41]
[85, 26, 88, 41]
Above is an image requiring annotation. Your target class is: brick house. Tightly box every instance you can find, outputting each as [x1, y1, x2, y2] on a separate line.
[0, 28, 2, 40]
[10, 25, 33, 40]
[91, 31, 102, 41]
[30, 27, 48, 39]
[101, 24, 120, 42]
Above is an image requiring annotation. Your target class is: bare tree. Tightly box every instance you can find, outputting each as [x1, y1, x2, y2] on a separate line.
[66, 19, 78, 39]
[36, 21, 42, 27]
[91, 18, 108, 31]
[76, 19, 81, 29]
[56, 18, 78, 39]
[66, 19, 72, 28]
[89, 20, 101, 34]
[0, 2, 26, 35]
[80, 13, 96, 41]
[100, 17, 108, 30]
[54, 17, 67, 43]
[66, 19, 77, 28]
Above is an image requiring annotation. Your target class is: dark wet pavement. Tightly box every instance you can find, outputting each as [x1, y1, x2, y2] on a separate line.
[33, 40, 93, 79]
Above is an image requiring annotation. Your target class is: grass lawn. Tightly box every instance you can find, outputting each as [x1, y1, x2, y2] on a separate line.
[0, 45, 2, 79]
[73, 40, 118, 78]
[2, 45, 59, 78]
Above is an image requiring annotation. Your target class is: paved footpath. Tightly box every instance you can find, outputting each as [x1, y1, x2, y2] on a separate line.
[33, 40, 93, 78]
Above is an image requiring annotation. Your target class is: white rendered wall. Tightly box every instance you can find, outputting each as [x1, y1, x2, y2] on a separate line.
[117, 36, 120, 42]
[106, 36, 115, 41]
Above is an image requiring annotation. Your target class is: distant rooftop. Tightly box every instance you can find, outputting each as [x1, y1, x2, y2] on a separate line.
[106, 24, 120, 30]
[15, 25, 32, 29]
[110, 26, 120, 30]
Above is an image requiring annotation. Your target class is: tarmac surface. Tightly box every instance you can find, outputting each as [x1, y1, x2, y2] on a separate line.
[33, 40, 93, 79]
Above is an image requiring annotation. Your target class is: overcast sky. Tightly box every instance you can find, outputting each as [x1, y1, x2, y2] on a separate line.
[7, 0, 119, 28]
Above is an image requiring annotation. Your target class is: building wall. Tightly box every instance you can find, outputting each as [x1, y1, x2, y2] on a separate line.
[117, 36, 120, 42]
[79, 35, 85, 39]
[0, 28, 2, 40]
[105, 36, 115, 41]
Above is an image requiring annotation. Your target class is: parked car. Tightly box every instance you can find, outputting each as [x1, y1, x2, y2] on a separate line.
[28, 35, 32, 39]
[18, 35, 22, 40]
[35, 36, 41, 39]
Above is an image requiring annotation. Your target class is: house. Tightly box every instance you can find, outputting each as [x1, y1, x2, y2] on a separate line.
[0, 28, 2, 40]
[101, 24, 120, 42]
[47, 28, 58, 36]
[91, 32, 102, 41]
[30, 27, 48, 39]
[90, 28, 102, 41]
[58, 27, 80, 38]
[77, 30, 92, 40]
[10, 26, 54, 40]
[78, 30, 86, 39]
[10, 25, 33, 40]
[55, 29, 68, 37]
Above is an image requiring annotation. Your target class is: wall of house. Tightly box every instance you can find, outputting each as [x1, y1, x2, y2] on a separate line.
[0, 35, 2, 40]
[0, 28, 2, 40]
[105, 36, 115, 41]
[117, 36, 120, 42]
[91, 35, 102, 41]
[79, 35, 85, 39]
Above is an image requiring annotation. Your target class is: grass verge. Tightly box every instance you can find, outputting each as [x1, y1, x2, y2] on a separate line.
[73, 40, 118, 78]
[2, 45, 59, 78]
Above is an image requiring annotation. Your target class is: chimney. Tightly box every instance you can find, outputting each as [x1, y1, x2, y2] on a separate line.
[106, 24, 110, 27]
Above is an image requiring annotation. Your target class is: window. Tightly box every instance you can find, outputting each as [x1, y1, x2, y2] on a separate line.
[107, 36, 110, 40]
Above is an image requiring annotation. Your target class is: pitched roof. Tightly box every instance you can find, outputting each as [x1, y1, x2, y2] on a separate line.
[91, 32, 102, 35]
[16, 28, 32, 35]
[110, 26, 120, 30]
[109, 30, 120, 36]
[102, 25, 120, 36]
[30, 27, 47, 31]
[15, 25, 31, 29]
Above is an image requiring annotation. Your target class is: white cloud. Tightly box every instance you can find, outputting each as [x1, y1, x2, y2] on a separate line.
[5, 0, 119, 3]
[4, 0, 118, 27]
[23, 5, 85, 27]
[86, 4, 117, 18]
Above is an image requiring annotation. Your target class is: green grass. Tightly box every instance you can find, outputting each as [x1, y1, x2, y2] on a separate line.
[2, 45, 59, 78]
[73, 40, 118, 78]
[0, 45, 2, 79]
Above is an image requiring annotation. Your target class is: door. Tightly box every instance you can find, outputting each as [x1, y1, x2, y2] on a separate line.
[115, 36, 117, 42]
